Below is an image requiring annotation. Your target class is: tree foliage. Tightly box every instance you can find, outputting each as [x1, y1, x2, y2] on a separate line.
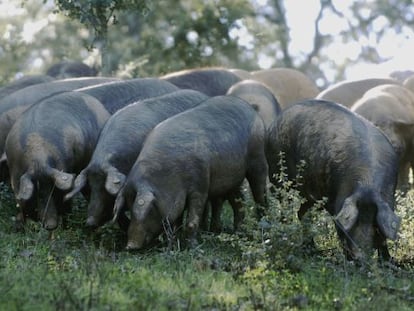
[52, 0, 254, 76]
[1, 0, 414, 88]
[53, 0, 152, 74]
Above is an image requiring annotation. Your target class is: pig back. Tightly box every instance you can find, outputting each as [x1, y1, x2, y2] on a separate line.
[6, 92, 110, 173]
[161, 68, 242, 96]
[0, 77, 117, 156]
[0, 75, 55, 99]
[91, 89, 210, 169]
[77, 78, 179, 114]
[135, 95, 266, 196]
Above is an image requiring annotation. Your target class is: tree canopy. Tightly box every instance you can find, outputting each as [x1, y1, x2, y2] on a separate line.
[1, 0, 413, 87]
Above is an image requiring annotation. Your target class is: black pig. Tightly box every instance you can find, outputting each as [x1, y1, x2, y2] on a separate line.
[266, 99, 401, 261]
[6, 92, 110, 230]
[113, 95, 268, 250]
[0, 77, 117, 172]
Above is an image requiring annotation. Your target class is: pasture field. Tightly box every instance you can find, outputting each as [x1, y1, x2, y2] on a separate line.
[1, 176, 414, 311]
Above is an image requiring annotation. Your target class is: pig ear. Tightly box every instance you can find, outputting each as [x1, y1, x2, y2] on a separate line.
[105, 167, 126, 196]
[376, 201, 401, 241]
[335, 196, 359, 231]
[112, 189, 125, 223]
[17, 173, 34, 201]
[48, 168, 75, 191]
[64, 170, 87, 201]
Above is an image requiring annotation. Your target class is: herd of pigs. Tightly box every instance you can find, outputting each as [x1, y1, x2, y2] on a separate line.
[2, 62, 414, 262]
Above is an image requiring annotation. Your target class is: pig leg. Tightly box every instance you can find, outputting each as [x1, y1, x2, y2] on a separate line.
[185, 192, 208, 247]
[210, 197, 224, 233]
[376, 238, 391, 262]
[200, 201, 211, 231]
[227, 188, 245, 231]
[246, 168, 268, 219]
[373, 228, 393, 262]
[210, 188, 245, 233]
[397, 160, 410, 193]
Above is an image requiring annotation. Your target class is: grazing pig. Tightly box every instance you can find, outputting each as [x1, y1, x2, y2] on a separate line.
[250, 68, 319, 109]
[77, 78, 179, 114]
[6, 92, 110, 230]
[351, 84, 414, 190]
[64, 89, 209, 228]
[0, 77, 117, 174]
[316, 78, 400, 108]
[161, 68, 242, 96]
[0, 75, 55, 99]
[266, 100, 400, 261]
[113, 95, 268, 250]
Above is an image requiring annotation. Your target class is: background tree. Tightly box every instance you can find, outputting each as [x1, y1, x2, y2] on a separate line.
[52, 0, 255, 76]
[1, 0, 414, 89]
[53, 0, 153, 75]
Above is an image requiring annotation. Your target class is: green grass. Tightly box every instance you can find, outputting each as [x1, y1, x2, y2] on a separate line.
[1, 178, 414, 311]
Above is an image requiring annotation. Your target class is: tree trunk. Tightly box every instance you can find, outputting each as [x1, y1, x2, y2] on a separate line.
[100, 34, 111, 76]
[95, 7, 111, 76]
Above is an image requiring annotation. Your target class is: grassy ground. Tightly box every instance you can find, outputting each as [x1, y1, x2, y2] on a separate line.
[1, 179, 414, 311]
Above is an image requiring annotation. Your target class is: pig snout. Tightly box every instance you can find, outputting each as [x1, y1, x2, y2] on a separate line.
[86, 208, 112, 228]
[344, 226, 376, 261]
[85, 216, 99, 228]
[126, 222, 148, 250]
